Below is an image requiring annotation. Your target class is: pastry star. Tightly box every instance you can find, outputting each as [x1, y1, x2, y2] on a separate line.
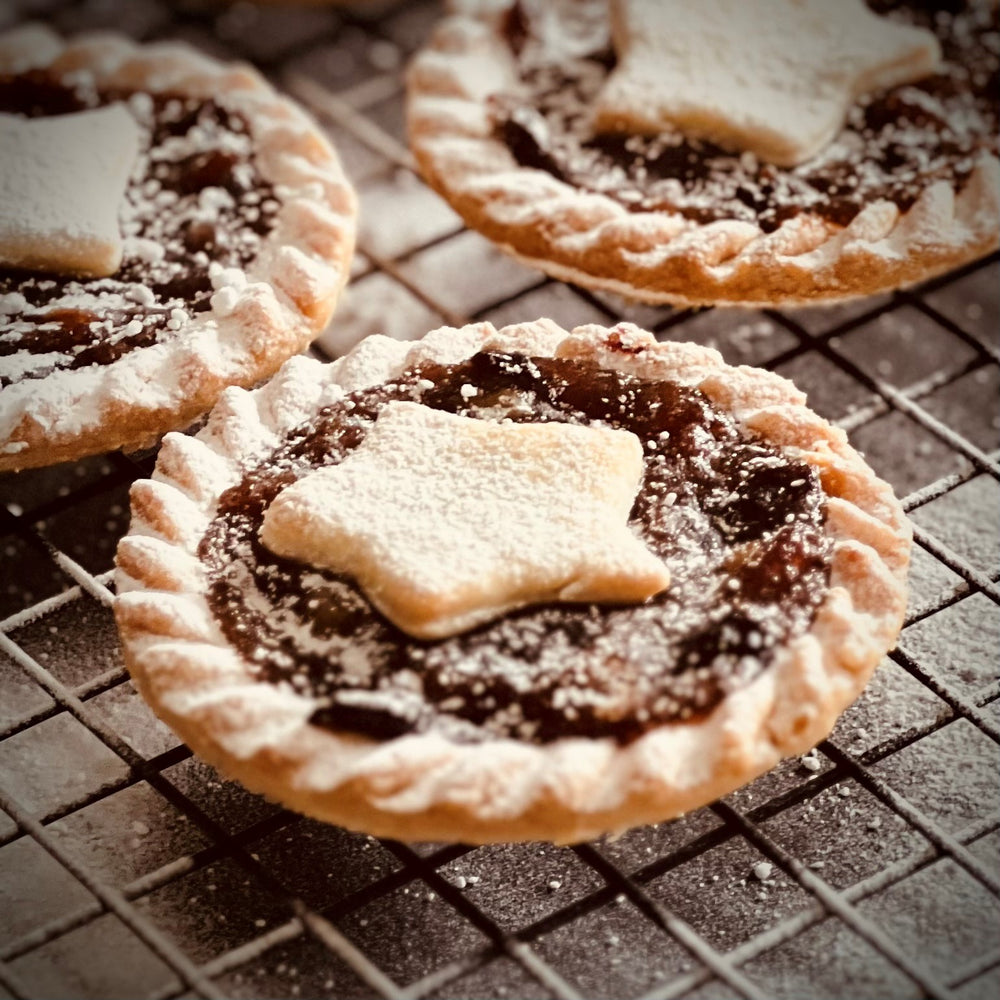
[593, 0, 941, 167]
[260, 401, 671, 640]
[0, 104, 139, 277]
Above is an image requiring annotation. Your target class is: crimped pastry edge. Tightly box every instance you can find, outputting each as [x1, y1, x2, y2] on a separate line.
[0, 23, 357, 472]
[405, 3, 1000, 307]
[115, 319, 910, 844]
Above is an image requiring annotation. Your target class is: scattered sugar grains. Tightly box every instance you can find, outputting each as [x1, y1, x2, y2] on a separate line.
[496, 0, 991, 232]
[0, 105, 139, 276]
[212, 350, 831, 749]
[4, 82, 274, 388]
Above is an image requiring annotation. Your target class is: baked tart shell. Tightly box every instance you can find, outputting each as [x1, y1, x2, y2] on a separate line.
[0, 24, 356, 472]
[115, 320, 910, 844]
[406, 4, 999, 307]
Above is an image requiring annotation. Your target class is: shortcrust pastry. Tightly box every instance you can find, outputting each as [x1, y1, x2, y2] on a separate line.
[116, 320, 910, 844]
[0, 25, 356, 472]
[407, 0, 999, 306]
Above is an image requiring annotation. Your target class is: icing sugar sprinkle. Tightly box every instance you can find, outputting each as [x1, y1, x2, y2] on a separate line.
[1, 76, 278, 391]
[0, 105, 140, 277]
[260, 401, 671, 640]
[202, 351, 833, 745]
[492, 0, 998, 232]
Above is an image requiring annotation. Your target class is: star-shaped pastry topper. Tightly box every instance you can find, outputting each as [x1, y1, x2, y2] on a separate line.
[593, 0, 941, 167]
[260, 401, 671, 640]
[0, 104, 139, 277]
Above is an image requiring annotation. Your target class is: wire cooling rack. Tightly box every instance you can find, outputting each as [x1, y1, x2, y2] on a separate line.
[1, 2, 998, 998]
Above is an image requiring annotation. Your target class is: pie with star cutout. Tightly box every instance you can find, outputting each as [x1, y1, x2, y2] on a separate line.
[0, 24, 356, 472]
[407, 0, 999, 306]
[115, 320, 910, 844]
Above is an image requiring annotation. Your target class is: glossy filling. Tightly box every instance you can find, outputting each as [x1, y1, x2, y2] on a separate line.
[492, 0, 998, 232]
[200, 350, 833, 745]
[0, 71, 278, 387]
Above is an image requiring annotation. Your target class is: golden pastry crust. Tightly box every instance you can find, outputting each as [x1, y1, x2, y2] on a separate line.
[406, 2, 999, 307]
[115, 320, 910, 844]
[0, 24, 356, 472]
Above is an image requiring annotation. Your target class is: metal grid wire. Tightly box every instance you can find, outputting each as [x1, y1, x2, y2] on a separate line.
[1, 1, 998, 998]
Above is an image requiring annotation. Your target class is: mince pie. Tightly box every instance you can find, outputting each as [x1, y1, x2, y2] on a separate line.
[407, 0, 999, 306]
[115, 320, 910, 844]
[0, 24, 356, 471]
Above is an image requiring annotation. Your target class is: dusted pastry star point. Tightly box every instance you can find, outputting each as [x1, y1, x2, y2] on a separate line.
[260, 400, 671, 639]
[594, 0, 941, 166]
[0, 104, 139, 277]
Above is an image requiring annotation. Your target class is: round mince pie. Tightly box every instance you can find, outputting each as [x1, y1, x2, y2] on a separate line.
[406, 0, 999, 307]
[0, 25, 356, 472]
[115, 320, 910, 844]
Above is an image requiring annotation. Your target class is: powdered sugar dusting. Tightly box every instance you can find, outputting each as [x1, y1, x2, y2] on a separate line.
[0, 105, 139, 276]
[492, 0, 998, 233]
[594, 0, 940, 167]
[0, 72, 278, 393]
[201, 350, 833, 745]
[260, 400, 670, 639]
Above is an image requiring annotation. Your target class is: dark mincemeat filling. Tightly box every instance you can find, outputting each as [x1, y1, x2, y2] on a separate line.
[493, 0, 998, 232]
[0, 71, 278, 387]
[200, 350, 833, 746]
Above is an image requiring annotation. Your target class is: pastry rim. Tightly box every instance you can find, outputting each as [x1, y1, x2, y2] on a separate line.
[0, 24, 357, 472]
[405, 1, 1000, 307]
[115, 319, 911, 844]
